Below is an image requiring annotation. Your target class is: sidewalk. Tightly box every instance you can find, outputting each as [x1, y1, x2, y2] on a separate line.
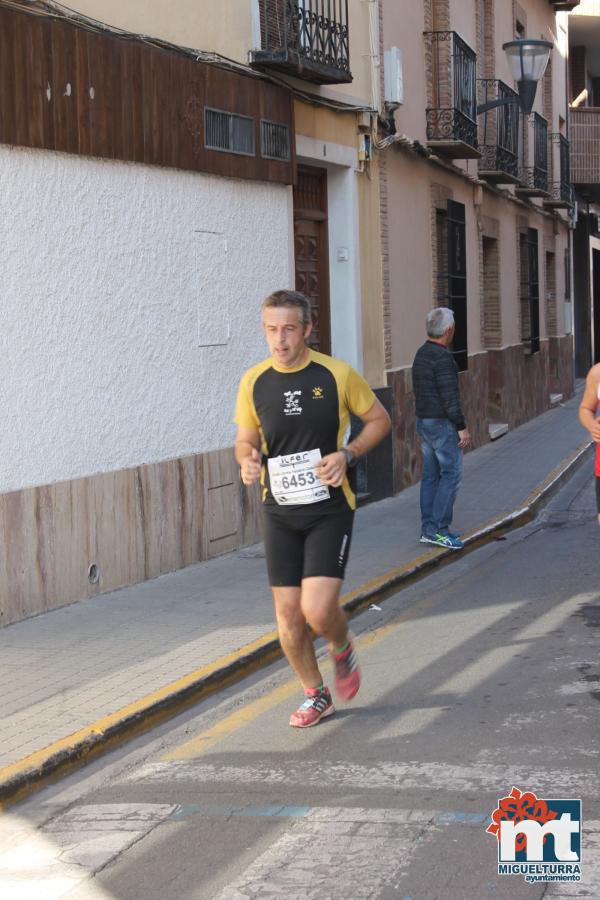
[0, 389, 592, 805]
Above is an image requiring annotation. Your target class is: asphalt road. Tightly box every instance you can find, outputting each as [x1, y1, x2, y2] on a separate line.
[2, 464, 599, 899]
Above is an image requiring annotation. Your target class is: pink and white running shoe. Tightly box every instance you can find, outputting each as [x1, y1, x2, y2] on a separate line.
[289, 687, 335, 728]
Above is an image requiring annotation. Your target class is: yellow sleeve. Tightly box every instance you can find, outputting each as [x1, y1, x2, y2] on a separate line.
[345, 366, 378, 417]
[234, 372, 260, 431]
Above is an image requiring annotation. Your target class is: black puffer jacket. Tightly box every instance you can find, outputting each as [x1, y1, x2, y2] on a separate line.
[412, 340, 466, 430]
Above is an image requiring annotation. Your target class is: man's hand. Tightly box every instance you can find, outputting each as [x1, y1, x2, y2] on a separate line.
[314, 451, 348, 488]
[458, 429, 471, 449]
[240, 447, 261, 485]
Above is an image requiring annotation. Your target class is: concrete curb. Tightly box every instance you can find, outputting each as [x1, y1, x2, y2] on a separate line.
[0, 440, 592, 809]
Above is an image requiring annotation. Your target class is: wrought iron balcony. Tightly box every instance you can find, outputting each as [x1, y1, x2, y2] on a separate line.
[544, 134, 573, 209]
[250, 0, 351, 85]
[477, 79, 519, 184]
[516, 112, 549, 198]
[424, 31, 479, 159]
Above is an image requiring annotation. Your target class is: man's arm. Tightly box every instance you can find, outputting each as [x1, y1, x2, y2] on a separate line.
[315, 398, 391, 487]
[235, 426, 262, 485]
[579, 366, 600, 442]
[434, 355, 466, 430]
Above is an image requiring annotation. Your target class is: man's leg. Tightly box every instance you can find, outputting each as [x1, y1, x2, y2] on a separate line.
[430, 422, 463, 535]
[301, 576, 360, 701]
[300, 576, 347, 647]
[299, 511, 360, 701]
[272, 586, 323, 690]
[272, 585, 335, 728]
[417, 419, 441, 538]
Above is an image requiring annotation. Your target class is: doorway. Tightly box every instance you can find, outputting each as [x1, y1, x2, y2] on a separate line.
[293, 165, 331, 353]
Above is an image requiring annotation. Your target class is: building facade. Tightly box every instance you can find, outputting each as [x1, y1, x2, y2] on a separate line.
[0, 0, 388, 624]
[569, 0, 600, 375]
[379, 0, 576, 490]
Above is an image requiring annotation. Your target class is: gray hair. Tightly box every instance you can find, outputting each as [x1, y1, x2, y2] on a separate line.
[426, 307, 455, 338]
[262, 290, 312, 327]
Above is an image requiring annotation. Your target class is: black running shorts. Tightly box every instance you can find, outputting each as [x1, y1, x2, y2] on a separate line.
[261, 506, 355, 587]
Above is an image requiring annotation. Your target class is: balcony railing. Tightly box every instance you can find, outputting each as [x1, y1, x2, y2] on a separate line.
[570, 107, 600, 187]
[424, 31, 479, 159]
[517, 112, 549, 197]
[544, 134, 573, 208]
[250, 0, 351, 85]
[477, 79, 519, 183]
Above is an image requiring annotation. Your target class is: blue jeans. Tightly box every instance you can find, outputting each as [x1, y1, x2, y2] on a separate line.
[416, 418, 463, 537]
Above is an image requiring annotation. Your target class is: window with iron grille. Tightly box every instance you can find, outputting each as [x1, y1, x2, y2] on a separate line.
[204, 108, 255, 156]
[519, 228, 540, 354]
[434, 201, 468, 372]
[564, 247, 571, 301]
[261, 120, 290, 161]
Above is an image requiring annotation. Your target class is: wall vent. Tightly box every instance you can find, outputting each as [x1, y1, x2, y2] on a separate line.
[261, 120, 290, 161]
[204, 108, 255, 156]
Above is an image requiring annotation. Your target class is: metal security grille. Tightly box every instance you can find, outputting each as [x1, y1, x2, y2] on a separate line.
[253, 0, 351, 84]
[447, 200, 468, 371]
[425, 31, 478, 152]
[261, 120, 290, 160]
[435, 201, 468, 372]
[520, 228, 540, 354]
[204, 108, 255, 156]
[478, 79, 519, 181]
[533, 113, 548, 190]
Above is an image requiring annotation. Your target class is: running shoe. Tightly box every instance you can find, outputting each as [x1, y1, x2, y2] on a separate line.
[331, 637, 361, 700]
[419, 534, 439, 545]
[433, 532, 464, 550]
[289, 687, 334, 728]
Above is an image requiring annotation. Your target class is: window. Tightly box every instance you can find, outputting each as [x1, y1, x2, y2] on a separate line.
[260, 120, 290, 160]
[519, 228, 540, 354]
[482, 236, 501, 348]
[545, 251, 557, 337]
[434, 200, 468, 371]
[204, 108, 255, 156]
[564, 247, 571, 300]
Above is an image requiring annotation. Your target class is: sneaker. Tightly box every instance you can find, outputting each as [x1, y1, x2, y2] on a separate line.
[433, 532, 464, 550]
[289, 687, 334, 728]
[331, 637, 361, 700]
[419, 534, 439, 545]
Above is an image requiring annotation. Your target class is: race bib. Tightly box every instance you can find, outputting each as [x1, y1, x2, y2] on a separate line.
[267, 448, 330, 506]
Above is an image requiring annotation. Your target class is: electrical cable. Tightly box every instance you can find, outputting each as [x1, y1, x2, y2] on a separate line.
[2, 0, 377, 117]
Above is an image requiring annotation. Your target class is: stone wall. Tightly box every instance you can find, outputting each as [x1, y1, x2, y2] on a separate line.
[388, 336, 574, 490]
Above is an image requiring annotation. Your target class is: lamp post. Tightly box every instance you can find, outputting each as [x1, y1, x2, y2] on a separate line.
[476, 39, 553, 116]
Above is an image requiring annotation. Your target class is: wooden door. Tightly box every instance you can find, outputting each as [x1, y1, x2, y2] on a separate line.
[293, 165, 331, 353]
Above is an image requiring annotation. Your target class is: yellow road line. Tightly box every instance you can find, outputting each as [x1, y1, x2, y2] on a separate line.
[165, 589, 446, 760]
[0, 630, 279, 789]
[2, 442, 588, 799]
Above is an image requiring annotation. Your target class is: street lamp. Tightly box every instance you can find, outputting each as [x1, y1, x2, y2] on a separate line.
[476, 38, 553, 116]
[502, 39, 553, 115]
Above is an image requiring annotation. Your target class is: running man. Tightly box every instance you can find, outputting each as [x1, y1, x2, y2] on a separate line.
[234, 290, 391, 727]
[578, 363, 600, 526]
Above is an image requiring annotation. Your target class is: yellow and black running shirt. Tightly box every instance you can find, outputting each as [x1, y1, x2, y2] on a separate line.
[235, 349, 377, 513]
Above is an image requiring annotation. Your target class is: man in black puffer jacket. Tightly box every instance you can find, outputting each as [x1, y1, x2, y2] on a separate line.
[412, 307, 471, 550]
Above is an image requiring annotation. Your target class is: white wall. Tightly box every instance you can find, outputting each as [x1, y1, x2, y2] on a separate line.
[0, 145, 293, 493]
